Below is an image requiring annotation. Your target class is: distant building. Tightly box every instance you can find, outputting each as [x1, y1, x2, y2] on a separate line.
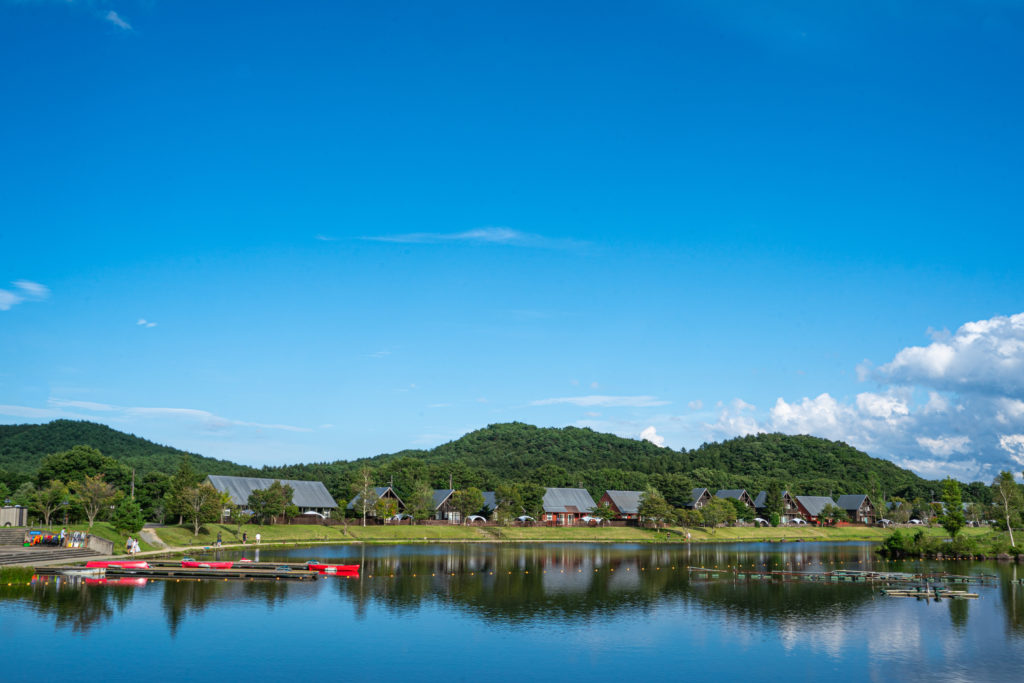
[715, 489, 755, 508]
[478, 491, 499, 520]
[753, 490, 803, 523]
[347, 486, 404, 517]
[600, 490, 642, 520]
[684, 488, 712, 510]
[207, 475, 338, 517]
[793, 496, 837, 525]
[836, 495, 878, 524]
[1, 505, 28, 527]
[542, 487, 597, 526]
[432, 489, 460, 523]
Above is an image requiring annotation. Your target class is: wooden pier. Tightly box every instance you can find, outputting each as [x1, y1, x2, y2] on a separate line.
[37, 564, 322, 582]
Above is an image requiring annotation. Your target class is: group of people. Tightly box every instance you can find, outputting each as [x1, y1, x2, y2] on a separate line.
[125, 536, 141, 556]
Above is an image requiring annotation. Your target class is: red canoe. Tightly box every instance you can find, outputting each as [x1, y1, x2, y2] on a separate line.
[85, 577, 148, 586]
[86, 560, 150, 569]
[181, 560, 234, 569]
[307, 563, 360, 574]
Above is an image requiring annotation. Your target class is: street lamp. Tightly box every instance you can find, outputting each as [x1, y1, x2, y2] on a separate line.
[62, 499, 69, 526]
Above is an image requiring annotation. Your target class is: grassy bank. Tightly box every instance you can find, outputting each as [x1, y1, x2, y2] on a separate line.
[148, 522, 995, 549]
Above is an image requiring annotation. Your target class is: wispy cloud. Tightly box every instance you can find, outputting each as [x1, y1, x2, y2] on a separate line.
[363, 227, 584, 249]
[29, 398, 312, 433]
[314, 234, 338, 241]
[0, 280, 50, 311]
[137, 318, 157, 328]
[531, 395, 670, 408]
[105, 11, 131, 30]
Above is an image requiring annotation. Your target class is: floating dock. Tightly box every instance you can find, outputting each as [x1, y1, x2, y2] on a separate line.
[37, 564, 322, 582]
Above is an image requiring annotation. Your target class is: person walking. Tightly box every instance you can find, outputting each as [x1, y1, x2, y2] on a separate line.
[216, 531, 222, 548]
[126, 536, 133, 553]
[242, 531, 247, 545]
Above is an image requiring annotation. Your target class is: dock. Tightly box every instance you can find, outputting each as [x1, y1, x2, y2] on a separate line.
[36, 564, 322, 582]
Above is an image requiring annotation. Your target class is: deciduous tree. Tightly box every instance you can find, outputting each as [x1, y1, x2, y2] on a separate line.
[35, 480, 69, 528]
[452, 487, 485, 523]
[351, 467, 379, 527]
[993, 470, 1023, 548]
[72, 474, 118, 529]
[182, 482, 221, 536]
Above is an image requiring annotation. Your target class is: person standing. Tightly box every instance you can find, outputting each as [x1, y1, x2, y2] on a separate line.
[126, 536, 133, 553]
[242, 531, 247, 545]
[255, 532, 261, 545]
[216, 531, 222, 548]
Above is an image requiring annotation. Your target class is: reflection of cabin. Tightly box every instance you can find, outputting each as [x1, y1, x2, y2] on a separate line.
[715, 489, 755, 508]
[207, 475, 338, 517]
[793, 496, 837, 525]
[753, 490, 803, 523]
[432, 489, 460, 523]
[684, 488, 712, 510]
[346, 486, 404, 518]
[836, 495, 877, 524]
[542, 488, 597, 526]
[600, 490, 642, 520]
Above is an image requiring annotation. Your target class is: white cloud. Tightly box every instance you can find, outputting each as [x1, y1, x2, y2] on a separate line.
[48, 399, 116, 412]
[0, 280, 49, 311]
[105, 11, 131, 30]
[999, 434, 1024, 467]
[136, 318, 157, 328]
[708, 398, 764, 439]
[364, 227, 583, 249]
[916, 435, 971, 457]
[854, 391, 910, 422]
[877, 312, 1024, 396]
[531, 395, 670, 408]
[639, 425, 666, 447]
[688, 400, 703, 410]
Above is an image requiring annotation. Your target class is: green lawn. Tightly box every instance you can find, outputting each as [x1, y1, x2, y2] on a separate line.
[346, 525, 489, 541]
[672, 524, 992, 543]
[153, 523, 350, 548]
[494, 526, 662, 542]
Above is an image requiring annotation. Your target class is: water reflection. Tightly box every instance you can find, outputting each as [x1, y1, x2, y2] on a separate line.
[5, 543, 1024, 643]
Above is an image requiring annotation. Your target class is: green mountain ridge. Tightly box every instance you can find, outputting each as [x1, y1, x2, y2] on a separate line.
[0, 419, 258, 483]
[1, 419, 983, 507]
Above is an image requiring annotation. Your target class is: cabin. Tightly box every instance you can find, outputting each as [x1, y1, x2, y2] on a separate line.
[753, 490, 804, 523]
[715, 489, 755, 508]
[346, 485, 404, 518]
[477, 491, 499, 520]
[793, 495, 837, 525]
[542, 487, 597, 526]
[432, 489, 460, 523]
[836, 494, 877, 524]
[207, 475, 339, 518]
[600, 490, 642, 520]
[684, 488, 713, 510]
[1, 504, 28, 527]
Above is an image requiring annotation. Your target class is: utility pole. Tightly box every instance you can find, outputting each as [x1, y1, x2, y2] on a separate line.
[131, 469, 136, 499]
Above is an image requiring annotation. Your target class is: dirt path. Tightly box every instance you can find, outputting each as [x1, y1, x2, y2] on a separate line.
[139, 528, 168, 549]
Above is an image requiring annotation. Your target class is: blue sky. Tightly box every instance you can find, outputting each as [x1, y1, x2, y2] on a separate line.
[2, 1, 1023, 481]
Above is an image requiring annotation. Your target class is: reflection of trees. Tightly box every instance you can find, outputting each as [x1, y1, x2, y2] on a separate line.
[161, 580, 224, 637]
[0, 578, 137, 633]
[998, 564, 1024, 635]
[324, 543, 881, 624]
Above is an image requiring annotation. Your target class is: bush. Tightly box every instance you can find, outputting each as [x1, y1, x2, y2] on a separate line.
[769, 512, 780, 528]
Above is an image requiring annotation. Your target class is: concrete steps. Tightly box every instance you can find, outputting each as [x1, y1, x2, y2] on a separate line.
[0, 547, 101, 566]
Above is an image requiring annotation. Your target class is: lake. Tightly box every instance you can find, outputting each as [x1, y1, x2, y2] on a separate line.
[2, 542, 1023, 682]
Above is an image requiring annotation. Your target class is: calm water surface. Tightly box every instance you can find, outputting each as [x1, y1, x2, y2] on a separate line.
[3, 542, 1023, 682]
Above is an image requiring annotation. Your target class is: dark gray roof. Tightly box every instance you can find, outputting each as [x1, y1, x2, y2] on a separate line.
[836, 494, 869, 511]
[207, 475, 337, 509]
[604, 490, 643, 515]
[543, 488, 596, 514]
[716, 489, 748, 500]
[689, 488, 710, 505]
[795, 495, 836, 517]
[346, 486, 401, 510]
[432, 489, 455, 509]
[481, 491, 497, 512]
[886, 501, 903, 510]
[753, 490, 791, 508]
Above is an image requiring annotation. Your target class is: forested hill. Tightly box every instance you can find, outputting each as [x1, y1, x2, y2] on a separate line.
[261, 422, 955, 507]
[0, 420, 258, 480]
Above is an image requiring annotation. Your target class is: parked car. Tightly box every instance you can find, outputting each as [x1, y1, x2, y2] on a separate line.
[909, 519, 924, 525]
